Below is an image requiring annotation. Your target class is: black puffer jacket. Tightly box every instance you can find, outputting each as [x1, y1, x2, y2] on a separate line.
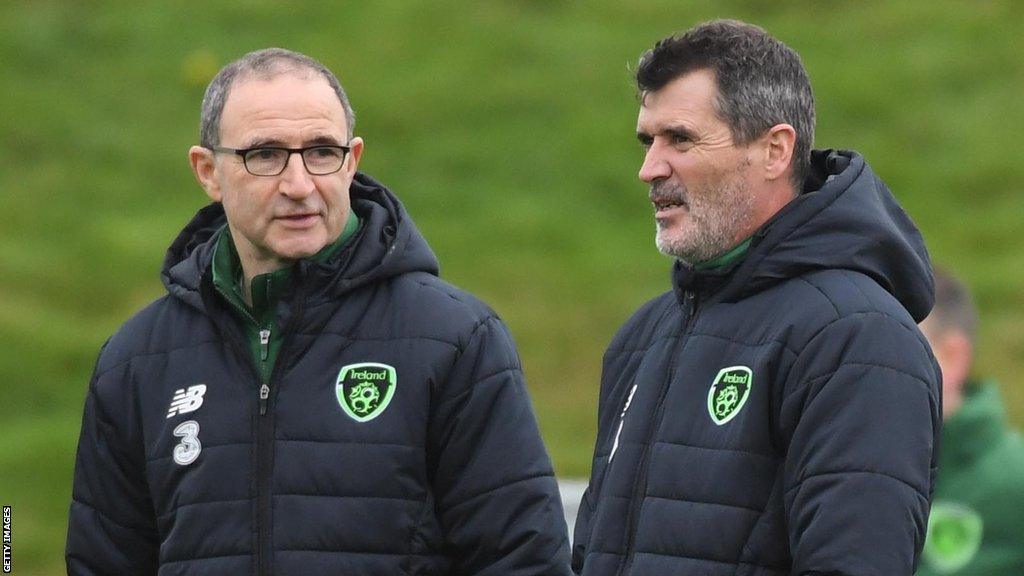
[572, 151, 941, 576]
[67, 173, 571, 575]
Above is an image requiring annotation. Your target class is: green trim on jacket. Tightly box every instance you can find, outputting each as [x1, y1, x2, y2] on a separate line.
[694, 237, 752, 271]
[210, 211, 360, 384]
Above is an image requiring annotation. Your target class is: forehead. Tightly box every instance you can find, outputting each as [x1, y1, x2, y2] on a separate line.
[636, 68, 725, 132]
[219, 72, 348, 144]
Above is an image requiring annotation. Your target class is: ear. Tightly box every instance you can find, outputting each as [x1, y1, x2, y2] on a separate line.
[343, 136, 364, 178]
[762, 123, 796, 183]
[938, 330, 974, 392]
[189, 145, 222, 202]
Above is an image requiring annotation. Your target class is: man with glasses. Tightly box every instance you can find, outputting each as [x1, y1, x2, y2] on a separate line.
[66, 48, 571, 576]
[572, 20, 940, 575]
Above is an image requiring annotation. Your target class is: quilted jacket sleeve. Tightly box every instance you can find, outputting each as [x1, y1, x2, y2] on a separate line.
[66, 358, 158, 575]
[781, 312, 941, 576]
[428, 316, 572, 576]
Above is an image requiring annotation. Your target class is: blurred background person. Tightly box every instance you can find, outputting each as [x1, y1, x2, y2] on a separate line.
[918, 267, 1024, 575]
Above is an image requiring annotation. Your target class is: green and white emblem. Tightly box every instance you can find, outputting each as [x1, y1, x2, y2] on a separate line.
[335, 362, 397, 422]
[707, 365, 752, 425]
[924, 501, 983, 573]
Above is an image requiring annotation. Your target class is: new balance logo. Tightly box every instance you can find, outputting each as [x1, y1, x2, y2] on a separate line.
[166, 385, 207, 418]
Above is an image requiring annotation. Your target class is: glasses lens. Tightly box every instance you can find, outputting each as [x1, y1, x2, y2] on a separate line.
[302, 146, 346, 175]
[244, 148, 289, 176]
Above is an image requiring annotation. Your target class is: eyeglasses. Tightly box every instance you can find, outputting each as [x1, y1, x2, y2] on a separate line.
[211, 144, 351, 176]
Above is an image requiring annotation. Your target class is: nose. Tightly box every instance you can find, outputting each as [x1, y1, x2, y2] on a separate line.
[278, 151, 316, 199]
[638, 142, 671, 184]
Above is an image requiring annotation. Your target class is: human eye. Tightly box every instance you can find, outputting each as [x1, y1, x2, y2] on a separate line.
[667, 130, 692, 145]
[248, 148, 283, 161]
[636, 134, 654, 149]
[309, 146, 342, 159]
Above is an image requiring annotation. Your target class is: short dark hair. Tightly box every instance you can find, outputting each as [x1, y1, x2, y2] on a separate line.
[636, 19, 815, 189]
[928, 266, 978, 344]
[199, 47, 355, 149]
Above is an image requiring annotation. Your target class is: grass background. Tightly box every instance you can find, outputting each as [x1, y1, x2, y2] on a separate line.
[1, 1, 1021, 573]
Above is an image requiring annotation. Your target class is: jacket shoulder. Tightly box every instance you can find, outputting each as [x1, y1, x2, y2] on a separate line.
[386, 271, 507, 347]
[95, 294, 207, 378]
[799, 268, 920, 323]
[777, 269, 938, 392]
[775, 269, 927, 349]
[606, 290, 679, 355]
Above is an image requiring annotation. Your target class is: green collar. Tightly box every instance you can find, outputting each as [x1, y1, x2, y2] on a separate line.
[211, 210, 360, 324]
[941, 380, 1008, 465]
[694, 237, 752, 271]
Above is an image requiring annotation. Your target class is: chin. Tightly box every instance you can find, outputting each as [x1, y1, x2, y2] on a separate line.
[273, 237, 329, 261]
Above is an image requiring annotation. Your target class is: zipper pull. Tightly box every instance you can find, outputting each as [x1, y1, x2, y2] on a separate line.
[259, 384, 270, 415]
[259, 328, 271, 361]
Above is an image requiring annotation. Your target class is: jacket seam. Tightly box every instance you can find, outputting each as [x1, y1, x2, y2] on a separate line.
[686, 331, 801, 358]
[272, 493, 421, 503]
[276, 548, 412, 556]
[159, 552, 250, 565]
[786, 469, 929, 498]
[71, 498, 156, 534]
[644, 494, 764, 514]
[95, 339, 222, 378]
[157, 497, 251, 520]
[275, 438, 424, 450]
[411, 276, 488, 318]
[655, 438, 778, 462]
[795, 361, 935, 398]
[290, 332, 462, 348]
[797, 308, 920, 354]
[793, 276, 842, 319]
[438, 471, 553, 513]
[146, 441, 250, 464]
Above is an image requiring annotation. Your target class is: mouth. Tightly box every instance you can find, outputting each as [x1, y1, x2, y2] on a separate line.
[275, 212, 320, 228]
[650, 184, 688, 215]
[651, 197, 688, 216]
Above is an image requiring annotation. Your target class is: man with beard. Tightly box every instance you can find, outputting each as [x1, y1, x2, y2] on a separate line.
[66, 48, 571, 575]
[571, 20, 941, 575]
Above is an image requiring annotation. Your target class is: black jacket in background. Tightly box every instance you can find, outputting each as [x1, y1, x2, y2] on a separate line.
[572, 150, 942, 576]
[67, 173, 572, 575]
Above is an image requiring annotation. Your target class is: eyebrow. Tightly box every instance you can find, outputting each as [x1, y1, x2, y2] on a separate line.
[242, 135, 345, 148]
[639, 125, 697, 143]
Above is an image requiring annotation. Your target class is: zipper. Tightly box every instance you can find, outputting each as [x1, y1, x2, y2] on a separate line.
[255, 277, 309, 576]
[258, 328, 271, 415]
[616, 291, 699, 576]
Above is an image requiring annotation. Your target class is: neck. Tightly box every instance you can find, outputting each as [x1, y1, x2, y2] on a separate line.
[234, 246, 293, 307]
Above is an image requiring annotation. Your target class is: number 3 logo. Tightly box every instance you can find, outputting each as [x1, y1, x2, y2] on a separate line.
[173, 420, 201, 466]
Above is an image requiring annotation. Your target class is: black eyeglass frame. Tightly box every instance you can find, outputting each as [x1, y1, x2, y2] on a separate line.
[210, 144, 351, 176]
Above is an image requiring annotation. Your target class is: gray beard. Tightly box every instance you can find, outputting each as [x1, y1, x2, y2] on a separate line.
[653, 172, 755, 266]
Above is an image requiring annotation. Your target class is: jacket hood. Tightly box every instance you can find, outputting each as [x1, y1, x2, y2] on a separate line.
[161, 172, 440, 311]
[676, 149, 934, 321]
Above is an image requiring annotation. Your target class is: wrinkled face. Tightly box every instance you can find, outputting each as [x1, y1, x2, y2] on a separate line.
[192, 72, 363, 273]
[636, 69, 759, 264]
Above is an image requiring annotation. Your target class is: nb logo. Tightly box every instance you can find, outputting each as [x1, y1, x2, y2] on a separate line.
[167, 384, 207, 419]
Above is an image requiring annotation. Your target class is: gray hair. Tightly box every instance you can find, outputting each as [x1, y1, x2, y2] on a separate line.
[199, 47, 355, 148]
[636, 20, 815, 190]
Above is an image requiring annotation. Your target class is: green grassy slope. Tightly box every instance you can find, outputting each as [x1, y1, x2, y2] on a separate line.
[1, 1, 1021, 572]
